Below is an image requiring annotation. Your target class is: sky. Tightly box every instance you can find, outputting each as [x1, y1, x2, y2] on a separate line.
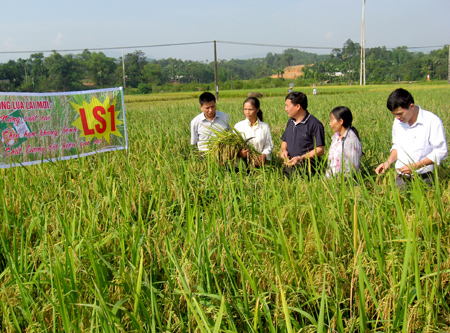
[1, 0, 449, 64]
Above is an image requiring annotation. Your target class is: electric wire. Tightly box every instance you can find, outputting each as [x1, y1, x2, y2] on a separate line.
[0, 40, 446, 56]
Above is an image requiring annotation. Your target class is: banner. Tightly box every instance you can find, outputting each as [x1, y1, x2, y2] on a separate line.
[0, 87, 128, 168]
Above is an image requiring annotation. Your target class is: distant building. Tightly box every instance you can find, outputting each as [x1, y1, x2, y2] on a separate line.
[170, 75, 184, 85]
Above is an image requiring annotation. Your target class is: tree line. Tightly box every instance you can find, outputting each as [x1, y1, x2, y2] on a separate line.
[303, 39, 449, 84]
[0, 40, 447, 93]
[0, 48, 326, 93]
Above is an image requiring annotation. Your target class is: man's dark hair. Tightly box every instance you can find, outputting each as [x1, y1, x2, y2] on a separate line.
[285, 92, 308, 111]
[386, 88, 414, 111]
[199, 92, 216, 105]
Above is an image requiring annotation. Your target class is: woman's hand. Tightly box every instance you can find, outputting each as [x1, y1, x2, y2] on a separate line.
[238, 148, 250, 158]
[254, 154, 266, 167]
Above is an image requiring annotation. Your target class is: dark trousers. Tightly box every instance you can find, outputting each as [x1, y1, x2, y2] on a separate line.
[395, 172, 433, 190]
[283, 162, 319, 179]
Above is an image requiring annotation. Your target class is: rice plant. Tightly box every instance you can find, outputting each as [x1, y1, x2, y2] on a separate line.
[205, 124, 262, 167]
[0, 83, 449, 332]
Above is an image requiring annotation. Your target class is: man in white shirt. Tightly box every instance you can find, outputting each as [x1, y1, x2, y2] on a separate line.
[375, 88, 447, 187]
[191, 92, 230, 151]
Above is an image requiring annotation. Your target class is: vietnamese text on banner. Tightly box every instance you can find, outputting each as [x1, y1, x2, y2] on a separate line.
[0, 87, 128, 168]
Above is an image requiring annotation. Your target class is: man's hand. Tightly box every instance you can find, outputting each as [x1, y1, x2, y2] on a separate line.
[376, 150, 398, 175]
[375, 161, 390, 175]
[398, 160, 429, 174]
[284, 156, 302, 167]
[397, 164, 414, 175]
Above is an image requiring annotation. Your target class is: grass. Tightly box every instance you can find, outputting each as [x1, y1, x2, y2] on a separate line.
[0, 83, 450, 332]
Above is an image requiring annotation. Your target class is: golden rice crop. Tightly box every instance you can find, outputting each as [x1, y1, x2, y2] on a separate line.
[1, 83, 450, 332]
[205, 124, 262, 167]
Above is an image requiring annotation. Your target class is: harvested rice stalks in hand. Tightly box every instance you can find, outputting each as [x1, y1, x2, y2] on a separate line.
[205, 124, 262, 167]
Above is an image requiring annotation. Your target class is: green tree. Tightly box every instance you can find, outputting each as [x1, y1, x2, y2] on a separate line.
[282, 51, 294, 67]
[142, 63, 164, 86]
[0, 59, 25, 91]
[28, 53, 47, 91]
[184, 62, 213, 83]
[265, 52, 275, 67]
[124, 50, 147, 88]
[87, 52, 118, 87]
[42, 52, 82, 91]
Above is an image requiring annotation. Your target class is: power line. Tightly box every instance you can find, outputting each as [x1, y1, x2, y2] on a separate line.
[395, 45, 446, 50]
[0, 40, 446, 56]
[216, 40, 335, 50]
[0, 41, 213, 55]
[219, 41, 447, 51]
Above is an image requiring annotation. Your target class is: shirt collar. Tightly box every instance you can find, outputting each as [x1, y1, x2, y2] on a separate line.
[413, 106, 424, 126]
[202, 112, 219, 121]
[291, 112, 310, 125]
[334, 128, 349, 142]
[247, 118, 260, 128]
[397, 106, 423, 128]
[342, 128, 351, 138]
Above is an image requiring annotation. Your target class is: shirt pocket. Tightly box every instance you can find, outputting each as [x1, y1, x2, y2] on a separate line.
[408, 130, 428, 161]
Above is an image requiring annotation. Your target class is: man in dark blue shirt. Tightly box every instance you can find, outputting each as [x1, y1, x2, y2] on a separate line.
[281, 92, 325, 178]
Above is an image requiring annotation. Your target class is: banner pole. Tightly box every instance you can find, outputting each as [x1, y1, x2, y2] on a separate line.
[120, 86, 129, 159]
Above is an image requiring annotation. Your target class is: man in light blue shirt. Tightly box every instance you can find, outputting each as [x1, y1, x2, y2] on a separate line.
[191, 92, 230, 151]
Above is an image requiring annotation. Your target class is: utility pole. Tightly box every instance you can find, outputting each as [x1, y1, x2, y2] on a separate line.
[214, 40, 219, 100]
[360, 0, 366, 85]
[24, 61, 28, 83]
[122, 49, 126, 88]
[448, 44, 450, 84]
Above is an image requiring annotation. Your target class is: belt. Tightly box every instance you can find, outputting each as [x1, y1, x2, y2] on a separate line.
[397, 172, 433, 180]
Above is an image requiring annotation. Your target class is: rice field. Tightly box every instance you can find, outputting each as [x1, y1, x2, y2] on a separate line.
[1, 83, 450, 332]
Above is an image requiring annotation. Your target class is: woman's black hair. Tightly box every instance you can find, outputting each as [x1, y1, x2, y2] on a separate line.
[244, 97, 263, 122]
[330, 106, 360, 140]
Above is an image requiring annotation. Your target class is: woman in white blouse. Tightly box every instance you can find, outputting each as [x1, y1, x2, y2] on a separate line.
[234, 97, 273, 166]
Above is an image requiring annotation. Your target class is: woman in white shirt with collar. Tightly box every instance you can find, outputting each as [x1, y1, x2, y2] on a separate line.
[234, 97, 273, 166]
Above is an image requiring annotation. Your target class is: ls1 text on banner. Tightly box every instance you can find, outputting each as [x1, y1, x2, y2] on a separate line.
[0, 87, 128, 168]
